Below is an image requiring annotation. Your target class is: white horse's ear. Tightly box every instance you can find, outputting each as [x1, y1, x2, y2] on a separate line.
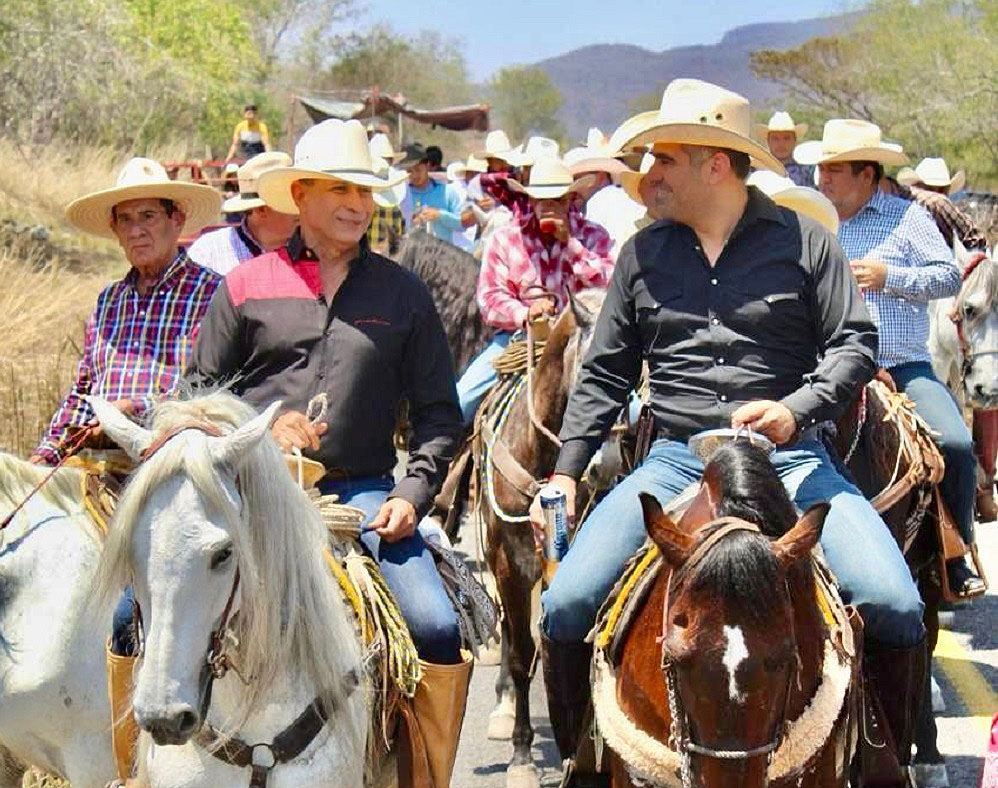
[83, 395, 153, 461]
[210, 401, 282, 468]
[953, 236, 971, 269]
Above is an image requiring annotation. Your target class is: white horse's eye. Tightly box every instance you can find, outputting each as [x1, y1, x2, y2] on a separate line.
[210, 546, 233, 571]
[964, 303, 977, 318]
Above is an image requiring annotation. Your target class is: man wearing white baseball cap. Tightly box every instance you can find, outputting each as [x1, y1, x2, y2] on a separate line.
[188, 118, 471, 788]
[187, 151, 298, 275]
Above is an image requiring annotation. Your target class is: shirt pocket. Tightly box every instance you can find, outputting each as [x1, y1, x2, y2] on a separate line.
[726, 285, 811, 341]
[633, 278, 688, 349]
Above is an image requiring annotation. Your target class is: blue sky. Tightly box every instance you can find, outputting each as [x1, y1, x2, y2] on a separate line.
[358, 0, 852, 80]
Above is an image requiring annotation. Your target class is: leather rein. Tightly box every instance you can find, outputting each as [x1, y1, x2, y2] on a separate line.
[659, 517, 798, 788]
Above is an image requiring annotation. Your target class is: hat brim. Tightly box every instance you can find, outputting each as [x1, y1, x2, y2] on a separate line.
[619, 170, 647, 206]
[256, 167, 408, 215]
[766, 186, 839, 234]
[793, 141, 909, 167]
[567, 157, 629, 177]
[221, 195, 265, 213]
[373, 177, 409, 209]
[897, 167, 965, 193]
[66, 182, 221, 239]
[754, 123, 808, 140]
[507, 175, 594, 200]
[624, 123, 788, 176]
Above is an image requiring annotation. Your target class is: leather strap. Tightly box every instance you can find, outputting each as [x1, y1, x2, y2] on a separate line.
[139, 420, 224, 461]
[481, 421, 542, 500]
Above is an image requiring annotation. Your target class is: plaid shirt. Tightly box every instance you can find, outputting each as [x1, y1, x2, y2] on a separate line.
[905, 185, 988, 251]
[477, 212, 614, 331]
[367, 205, 405, 254]
[837, 189, 960, 368]
[186, 217, 262, 276]
[784, 160, 816, 188]
[35, 251, 220, 462]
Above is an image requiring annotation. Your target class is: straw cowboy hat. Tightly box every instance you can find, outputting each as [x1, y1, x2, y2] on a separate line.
[507, 158, 593, 200]
[747, 170, 839, 233]
[257, 119, 408, 215]
[615, 79, 787, 175]
[564, 127, 629, 176]
[794, 119, 908, 167]
[506, 136, 560, 168]
[754, 111, 808, 141]
[446, 155, 488, 182]
[368, 133, 405, 165]
[474, 129, 516, 161]
[897, 157, 965, 193]
[372, 157, 409, 210]
[66, 157, 221, 239]
[619, 153, 655, 206]
[222, 151, 293, 213]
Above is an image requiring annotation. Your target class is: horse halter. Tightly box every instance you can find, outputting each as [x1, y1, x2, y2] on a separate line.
[659, 517, 798, 788]
[950, 252, 997, 383]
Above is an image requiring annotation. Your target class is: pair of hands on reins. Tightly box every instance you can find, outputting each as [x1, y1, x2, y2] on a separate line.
[271, 410, 416, 543]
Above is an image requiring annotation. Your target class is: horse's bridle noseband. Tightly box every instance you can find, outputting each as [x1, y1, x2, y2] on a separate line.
[950, 252, 997, 385]
[659, 517, 798, 787]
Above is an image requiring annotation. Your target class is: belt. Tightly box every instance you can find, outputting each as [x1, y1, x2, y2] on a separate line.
[655, 423, 830, 451]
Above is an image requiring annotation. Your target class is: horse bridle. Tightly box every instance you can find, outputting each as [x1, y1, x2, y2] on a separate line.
[659, 517, 798, 788]
[950, 252, 998, 386]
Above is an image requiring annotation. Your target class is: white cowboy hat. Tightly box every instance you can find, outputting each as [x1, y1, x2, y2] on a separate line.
[754, 111, 808, 141]
[507, 158, 593, 200]
[368, 133, 405, 165]
[505, 136, 561, 168]
[615, 79, 787, 175]
[897, 157, 965, 193]
[257, 119, 408, 215]
[446, 155, 488, 182]
[747, 170, 839, 233]
[473, 129, 516, 162]
[222, 151, 293, 213]
[794, 119, 908, 167]
[65, 157, 221, 239]
[619, 153, 655, 206]
[564, 127, 629, 176]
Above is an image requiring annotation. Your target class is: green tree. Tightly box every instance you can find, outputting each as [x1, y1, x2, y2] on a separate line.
[488, 66, 564, 143]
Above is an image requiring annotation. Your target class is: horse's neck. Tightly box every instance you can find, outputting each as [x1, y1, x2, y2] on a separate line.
[208, 665, 320, 742]
[509, 359, 568, 475]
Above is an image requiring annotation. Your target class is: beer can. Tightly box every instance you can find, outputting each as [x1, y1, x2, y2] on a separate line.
[539, 485, 569, 562]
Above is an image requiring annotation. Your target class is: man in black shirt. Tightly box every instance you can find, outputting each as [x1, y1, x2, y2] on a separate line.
[529, 80, 926, 782]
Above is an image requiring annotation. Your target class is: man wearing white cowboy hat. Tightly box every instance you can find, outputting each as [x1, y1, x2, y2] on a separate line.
[366, 134, 409, 256]
[529, 80, 925, 783]
[456, 157, 614, 424]
[801, 119, 985, 602]
[186, 118, 470, 788]
[446, 155, 488, 252]
[893, 157, 987, 251]
[473, 128, 518, 172]
[187, 151, 298, 276]
[756, 110, 815, 188]
[33, 157, 221, 467]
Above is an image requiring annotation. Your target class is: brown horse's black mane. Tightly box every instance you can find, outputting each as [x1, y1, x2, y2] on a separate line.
[688, 442, 799, 623]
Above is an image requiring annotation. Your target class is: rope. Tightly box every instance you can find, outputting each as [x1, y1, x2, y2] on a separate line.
[491, 338, 546, 376]
[526, 320, 563, 448]
[481, 376, 533, 523]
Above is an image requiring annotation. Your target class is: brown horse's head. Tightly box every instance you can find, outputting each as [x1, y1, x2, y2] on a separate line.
[640, 442, 829, 786]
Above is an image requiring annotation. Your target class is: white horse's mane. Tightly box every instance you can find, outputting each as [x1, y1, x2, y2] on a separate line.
[958, 252, 998, 308]
[0, 455, 87, 543]
[93, 390, 362, 725]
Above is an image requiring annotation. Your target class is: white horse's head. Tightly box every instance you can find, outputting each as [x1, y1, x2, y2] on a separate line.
[953, 240, 998, 408]
[88, 392, 362, 747]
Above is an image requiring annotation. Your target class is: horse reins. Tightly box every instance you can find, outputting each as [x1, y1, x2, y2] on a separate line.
[950, 252, 997, 385]
[659, 517, 798, 788]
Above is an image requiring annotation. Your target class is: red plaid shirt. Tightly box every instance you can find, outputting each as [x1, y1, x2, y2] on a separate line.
[35, 251, 220, 462]
[477, 209, 614, 331]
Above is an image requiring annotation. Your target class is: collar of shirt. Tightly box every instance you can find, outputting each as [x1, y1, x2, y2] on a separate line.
[285, 228, 371, 268]
[843, 188, 888, 225]
[122, 248, 189, 292]
[235, 215, 263, 258]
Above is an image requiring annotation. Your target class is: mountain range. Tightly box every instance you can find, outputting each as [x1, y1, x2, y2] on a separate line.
[534, 13, 859, 141]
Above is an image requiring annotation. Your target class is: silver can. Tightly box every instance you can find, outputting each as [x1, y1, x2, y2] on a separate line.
[539, 485, 569, 562]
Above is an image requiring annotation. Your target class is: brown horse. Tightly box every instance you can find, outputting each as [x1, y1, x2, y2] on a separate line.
[601, 442, 858, 788]
[475, 291, 605, 788]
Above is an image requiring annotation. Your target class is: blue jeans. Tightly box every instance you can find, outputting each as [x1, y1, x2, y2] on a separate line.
[320, 475, 462, 664]
[456, 331, 512, 424]
[889, 362, 976, 546]
[111, 586, 138, 656]
[541, 438, 926, 649]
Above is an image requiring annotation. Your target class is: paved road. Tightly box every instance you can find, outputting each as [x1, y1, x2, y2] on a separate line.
[452, 517, 998, 788]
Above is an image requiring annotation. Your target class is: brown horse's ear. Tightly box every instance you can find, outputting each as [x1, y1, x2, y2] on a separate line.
[641, 492, 694, 568]
[772, 502, 829, 569]
[568, 289, 597, 331]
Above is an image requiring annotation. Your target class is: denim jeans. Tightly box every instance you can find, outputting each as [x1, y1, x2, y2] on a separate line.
[319, 474, 462, 664]
[455, 331, 513, 424]
[110, 586, 138, 656]
[541, 438, 926, 649]
[889, 361, 976, 546]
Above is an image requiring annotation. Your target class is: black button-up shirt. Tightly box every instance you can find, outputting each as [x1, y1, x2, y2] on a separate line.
[555, 186, 877, 479]
[188, 233, 462, 516]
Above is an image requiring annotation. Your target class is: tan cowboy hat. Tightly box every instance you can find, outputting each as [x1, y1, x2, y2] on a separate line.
[222, 151, 293, 213]
[564, 127, 629, 177]
[505, 136, 561, 168]
[619, 153, 655, 205]
[370, 155, 409, 210]
[368, 133, 404, 165]
[507, 158, 593, 200]
[747, 170, 839, 233]
[257, 119, 408, 215]
[754, 111, 808, 141]
[606, 111, 659, 159]
[474, 129, 516, 161]
[793, 119, 908, 167]
[65, 157, 221, 239]
[897, 157, 965, 193]
[616, 79, 787, 175]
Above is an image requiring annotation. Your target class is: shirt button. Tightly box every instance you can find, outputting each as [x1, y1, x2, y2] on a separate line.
[717, 357, 725, 365]
[720, 394, 728, 402]
[710, 278, 718, 286]
[711, 317, 720, 326]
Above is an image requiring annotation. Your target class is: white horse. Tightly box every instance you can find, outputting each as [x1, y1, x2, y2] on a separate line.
[0, 455, 116, 787]
[89, 391, 370, 787]
[929, 239, 998, 409]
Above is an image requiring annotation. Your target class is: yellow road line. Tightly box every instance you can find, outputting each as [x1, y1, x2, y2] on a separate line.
[934, 626, 997, 736]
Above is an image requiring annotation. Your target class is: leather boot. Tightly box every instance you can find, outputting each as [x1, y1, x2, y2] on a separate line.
[412, 652, 473, 787]
[862, 639, 928, 786]
[541, 634, 594, 763]
[976, 482, 997, 523]
[105, 640, 139, 781]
